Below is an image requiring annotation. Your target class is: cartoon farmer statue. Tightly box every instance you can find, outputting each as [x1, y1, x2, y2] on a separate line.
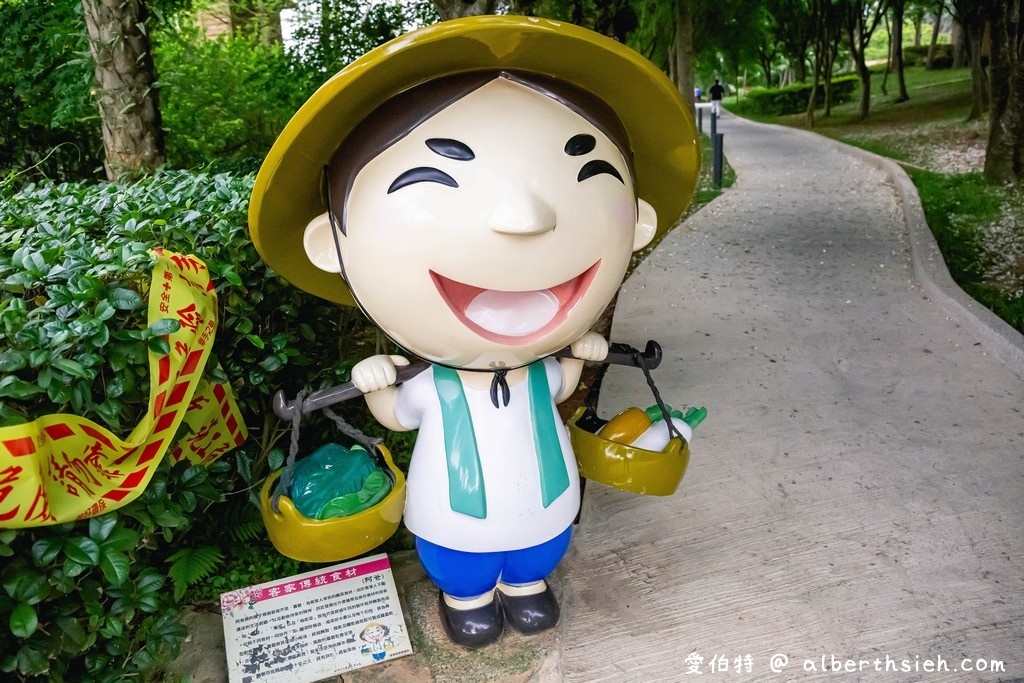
[249, 16, 698, 649]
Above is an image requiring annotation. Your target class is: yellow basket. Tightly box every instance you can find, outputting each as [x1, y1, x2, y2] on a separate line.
[567, 406, 689, 496]
[259, 443, 406, 563]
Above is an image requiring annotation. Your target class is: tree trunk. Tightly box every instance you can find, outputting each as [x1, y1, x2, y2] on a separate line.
[893, 0, 910, 102]
[825, 24, 841, 115]
[926, 3, 942, 68]
[952, 0, 994, 119]
[81, 0, 164, 181]
[792, 53, 808, 82]
[952, 18, 969, 68]
[966, 17, 990, 119]
[759, 51, 774, 88]
[806, 0, 826, 127]
[881, 12, 891, 94]
[672, 0, 696, 119]
[432, 0, 498, 21]
[984, 0, 1023, 183]
[843, 0, 889, 120]
[846, 11, 870, 120]
[854, 52, 872, 119]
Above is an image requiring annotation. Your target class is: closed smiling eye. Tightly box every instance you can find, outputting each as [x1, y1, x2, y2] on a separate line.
[387, 167, 459, 194]
[577, 159, 624, 184]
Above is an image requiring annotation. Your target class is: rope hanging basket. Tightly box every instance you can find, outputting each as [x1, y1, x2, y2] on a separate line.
[567, 406, 690, 496]
[259, 403, 407, 563]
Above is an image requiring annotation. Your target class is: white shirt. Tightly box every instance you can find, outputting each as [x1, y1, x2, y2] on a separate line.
[393, 357, 580, 552]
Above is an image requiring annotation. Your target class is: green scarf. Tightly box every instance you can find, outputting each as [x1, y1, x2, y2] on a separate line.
[432, 362, 570, 519]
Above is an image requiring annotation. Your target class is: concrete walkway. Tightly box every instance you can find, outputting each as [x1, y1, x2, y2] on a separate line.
[557, 115, 1024, 681]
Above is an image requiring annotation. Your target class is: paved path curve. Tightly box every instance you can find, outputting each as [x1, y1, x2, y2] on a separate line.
[558, 115, 1024, 682]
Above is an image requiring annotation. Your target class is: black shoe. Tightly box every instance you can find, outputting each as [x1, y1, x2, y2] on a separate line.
[437, 591, 503, 649]
[497, 584, 560, 635]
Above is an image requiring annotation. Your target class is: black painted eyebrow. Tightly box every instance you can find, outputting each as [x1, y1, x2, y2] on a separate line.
[387, 167, 459, 194]
[577, 159, 624, 184]
[564, 134, 596, 156]
[425, 138, 475, 161]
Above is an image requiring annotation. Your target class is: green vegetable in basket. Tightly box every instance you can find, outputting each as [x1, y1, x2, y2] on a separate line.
[289, 443, 393, 520]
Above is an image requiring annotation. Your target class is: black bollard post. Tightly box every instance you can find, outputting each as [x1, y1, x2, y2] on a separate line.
[697, 107, 703, 134]
[713, 132, 724, 188]
[710, 110, 717, 140]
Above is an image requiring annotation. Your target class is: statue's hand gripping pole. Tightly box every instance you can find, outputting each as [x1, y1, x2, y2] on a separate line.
[272, 340, 663, 421]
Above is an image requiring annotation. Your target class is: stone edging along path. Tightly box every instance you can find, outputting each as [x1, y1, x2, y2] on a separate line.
[780, 122, 1024, 380]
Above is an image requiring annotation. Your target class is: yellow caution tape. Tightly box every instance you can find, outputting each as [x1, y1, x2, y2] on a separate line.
[0, 250, 247, 528]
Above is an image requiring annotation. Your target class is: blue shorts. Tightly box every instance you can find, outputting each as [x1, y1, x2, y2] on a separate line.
[415, 526, 573, 599]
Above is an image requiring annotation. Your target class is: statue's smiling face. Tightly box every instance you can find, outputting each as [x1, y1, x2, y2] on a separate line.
[308, 77, 656, 369]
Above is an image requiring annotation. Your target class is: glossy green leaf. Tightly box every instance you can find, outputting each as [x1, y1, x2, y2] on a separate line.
[62, 558, 89, 579]
[30, 538, 63, 566]
[259, 354, 283, 372]
[5, 568, 49, 604]
[135, 570, 164, 595]
[93, 299, 116, 321]
[154, 509, 185, 527]
[0, 376, 43, 399]
[55, 616, 90, 652]
[106, 287, 143, 311]
[147, 336, 170, 355]
[0, 350, 27, 372]
[100, 527, 139, 553]
[51, 357, 89, 378]
[104, 635, 129, 656]
[16, 644, 48, 676]
[99, 550, 130, 587]
[147, 318, 181, 337]
[63, 537, 101, 566]
[10, 602, 38, 638]
[88, 515, 117, 543]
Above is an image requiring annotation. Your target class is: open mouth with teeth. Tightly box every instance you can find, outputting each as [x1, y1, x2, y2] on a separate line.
[430, 261, 601, 344]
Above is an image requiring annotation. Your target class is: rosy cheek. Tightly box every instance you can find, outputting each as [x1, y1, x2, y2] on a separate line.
[617, 199, 637, 227]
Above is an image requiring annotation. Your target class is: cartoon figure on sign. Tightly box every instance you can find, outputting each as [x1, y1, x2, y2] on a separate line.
[359, 622, 394, 661]
[249, 17, 698, 648]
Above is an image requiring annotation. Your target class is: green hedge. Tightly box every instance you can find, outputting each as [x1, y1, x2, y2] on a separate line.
[903, 44, 954, 69]
[734, 75, 859, 116]
[0, 170, 390, 680]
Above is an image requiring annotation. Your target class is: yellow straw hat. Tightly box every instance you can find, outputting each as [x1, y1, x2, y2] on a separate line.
[249, 15, 699, 306]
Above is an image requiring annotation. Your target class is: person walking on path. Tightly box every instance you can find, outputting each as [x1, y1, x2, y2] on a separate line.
[709, 78, 725, 116]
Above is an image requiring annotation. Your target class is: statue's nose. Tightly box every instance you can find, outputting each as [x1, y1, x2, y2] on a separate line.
[488, 191, 556, 236]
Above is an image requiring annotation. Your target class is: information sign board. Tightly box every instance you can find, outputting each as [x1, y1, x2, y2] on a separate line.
[221, 553, 412, 682]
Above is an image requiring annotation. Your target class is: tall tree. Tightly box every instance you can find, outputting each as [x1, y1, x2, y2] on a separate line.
[806, 0, 843, 124]
[950, 0, 992, 121]
[81, 0, 165, 180]
[925, 0, 943, 68]
[891, 0, 910, 101]
[670, 0, 697, 117]
[766, 0, 815, 83]
[756, 38, 779, 88]
[907, 0, 926, 46]
[840, 0, 891, 120]
[984, 0, 1023, 183]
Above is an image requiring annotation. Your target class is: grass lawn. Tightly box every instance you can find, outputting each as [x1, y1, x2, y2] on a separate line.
[726, 66, 1024, 335]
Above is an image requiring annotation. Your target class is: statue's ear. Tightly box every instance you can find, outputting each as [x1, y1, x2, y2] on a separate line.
[303, 212, 342, 273]
[633, 198, 658, 252]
